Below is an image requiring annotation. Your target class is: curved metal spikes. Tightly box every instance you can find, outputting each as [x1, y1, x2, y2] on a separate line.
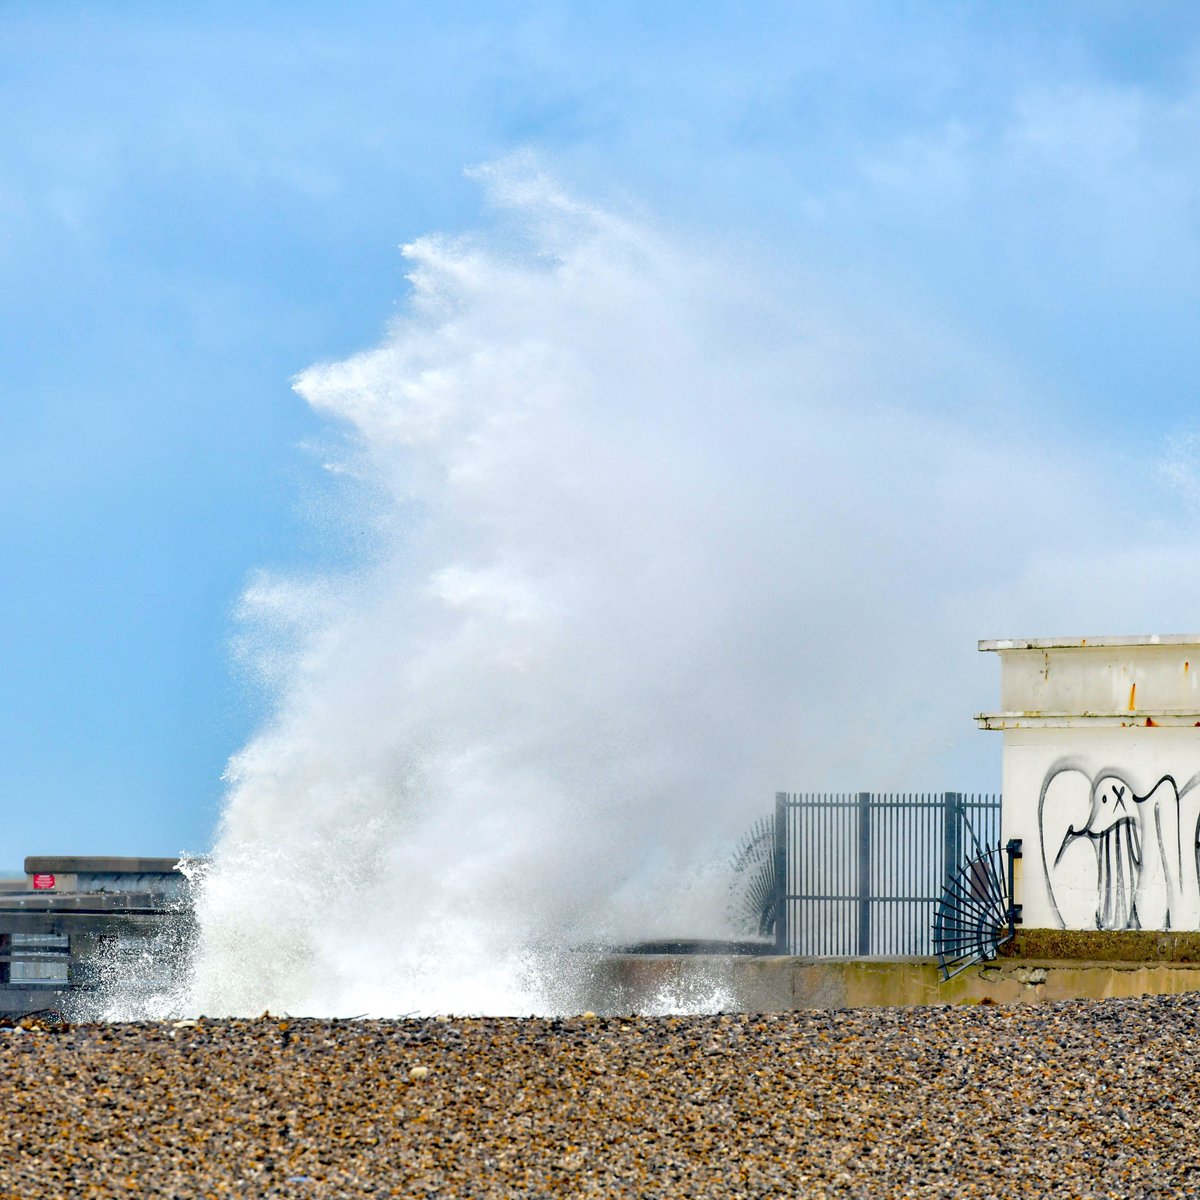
[933, 842, 1020, 981]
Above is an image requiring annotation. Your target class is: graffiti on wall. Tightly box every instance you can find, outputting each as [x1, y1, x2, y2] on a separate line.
[1040, 765, 1200, 930]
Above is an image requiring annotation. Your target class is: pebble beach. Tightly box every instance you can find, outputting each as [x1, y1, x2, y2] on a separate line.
[3, 993, 1199, 1198]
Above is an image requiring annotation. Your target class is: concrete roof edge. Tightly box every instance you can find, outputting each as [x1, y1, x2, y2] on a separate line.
[23, 856, 184, 875]
[978, 635, 1200, 652]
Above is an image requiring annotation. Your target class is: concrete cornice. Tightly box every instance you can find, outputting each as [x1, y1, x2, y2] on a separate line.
[980, 635, 1200, 652]
[976, 711, 1200, 729]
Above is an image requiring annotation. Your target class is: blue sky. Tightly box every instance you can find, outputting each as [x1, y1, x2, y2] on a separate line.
[3, 2, 1200, 862]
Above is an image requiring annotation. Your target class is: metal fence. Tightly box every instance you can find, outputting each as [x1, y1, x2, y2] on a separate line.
[773, 791, 1001, 957]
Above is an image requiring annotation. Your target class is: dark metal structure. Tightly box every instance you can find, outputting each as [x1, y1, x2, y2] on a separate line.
[728, 816, 780, 939]
[769, 791, 1001, 957]
[0, 856, 194, 1017]
[932, 839, 1023, 980]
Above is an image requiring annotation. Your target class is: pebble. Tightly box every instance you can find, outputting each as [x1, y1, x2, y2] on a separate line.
[2, 993, 1199, 1196]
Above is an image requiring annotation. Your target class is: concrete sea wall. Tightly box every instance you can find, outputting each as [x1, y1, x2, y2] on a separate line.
[590, 952, 1200, 1013]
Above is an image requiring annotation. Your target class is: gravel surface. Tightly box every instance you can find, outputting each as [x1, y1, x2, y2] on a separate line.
[3, 994, 1199, 1198]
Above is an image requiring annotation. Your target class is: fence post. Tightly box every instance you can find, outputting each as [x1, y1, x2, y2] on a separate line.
[774, 792, 788, 954]
[857, 791, 872, 956]
[943, 791, 962, 882]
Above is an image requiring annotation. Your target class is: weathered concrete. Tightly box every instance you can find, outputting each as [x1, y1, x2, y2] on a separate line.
[1000, 927, 1200, 961]
[592, 952, 1200, 1013]
[24, 856, 184, 876]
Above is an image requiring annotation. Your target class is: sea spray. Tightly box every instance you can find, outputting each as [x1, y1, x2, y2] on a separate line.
[190, 169, 802, 1016]
[179, 162, 1167, 1017]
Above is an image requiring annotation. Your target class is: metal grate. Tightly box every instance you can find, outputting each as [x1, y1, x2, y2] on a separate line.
[772, 791, 1001, 957]
[933, 841, 1022, 980]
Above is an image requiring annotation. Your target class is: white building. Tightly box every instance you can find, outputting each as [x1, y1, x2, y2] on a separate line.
[978, 635, 1200, 932]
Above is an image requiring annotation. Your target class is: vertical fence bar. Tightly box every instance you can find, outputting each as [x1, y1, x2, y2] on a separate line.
[841, 795, 847, 956]
[885, 796, 894, 956]
[942, 791, 962, 884]
[857, 791, 872, 956]
[774, 792, 788, 954]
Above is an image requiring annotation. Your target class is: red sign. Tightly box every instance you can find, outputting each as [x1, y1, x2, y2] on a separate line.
[31, 874, 55, 890]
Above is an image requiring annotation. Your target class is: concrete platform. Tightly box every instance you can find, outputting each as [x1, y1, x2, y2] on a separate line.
[590, 953, 1200, 1013]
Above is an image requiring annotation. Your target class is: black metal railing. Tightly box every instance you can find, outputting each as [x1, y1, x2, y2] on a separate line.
[771, 791, 1001, 957]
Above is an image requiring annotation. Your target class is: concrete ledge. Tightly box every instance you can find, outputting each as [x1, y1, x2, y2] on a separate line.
[1000, 929, 1200, 962]
[589, 954, 1200, 1013]
[24, 856, 183, 875]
